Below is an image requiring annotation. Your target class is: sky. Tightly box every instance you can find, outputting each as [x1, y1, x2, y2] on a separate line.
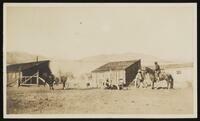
[5, 3, 196, 62]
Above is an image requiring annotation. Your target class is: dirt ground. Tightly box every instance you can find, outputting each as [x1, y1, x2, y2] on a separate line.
[6, 83, 194, 114]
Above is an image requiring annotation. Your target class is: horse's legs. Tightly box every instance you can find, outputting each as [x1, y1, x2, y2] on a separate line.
[170, 75, 174, 89]
[134, 80, 137, 87]
[136, 80, 139, 88]
[63, 82, 65, 90]
[151, 81, 155, 89]
[141, 81, 144, 88]
[138, 81, 141, 88]
[143, 81, 147, 88]
[135, 80, 137, 88]
[52, 83, 54, 90]
[170, 81, 173, 89]
[166, 80, 169, 89]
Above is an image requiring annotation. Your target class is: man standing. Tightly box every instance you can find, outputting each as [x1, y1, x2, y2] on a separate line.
[135, 69, 144, 88]
[154, 61, 161, 81]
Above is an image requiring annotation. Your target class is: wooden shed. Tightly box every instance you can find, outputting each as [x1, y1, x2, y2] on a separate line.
[7, 60, 52, 87]
[91, 60, 141, 88]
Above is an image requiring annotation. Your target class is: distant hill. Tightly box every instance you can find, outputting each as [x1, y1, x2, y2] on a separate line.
[79, 52, 175, 65]
[6, 51, 193, 77]
[6, 51, 48, 65]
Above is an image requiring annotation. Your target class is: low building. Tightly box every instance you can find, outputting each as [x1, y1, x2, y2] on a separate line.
[142, 62, 194, 88]
[91, 60, 141, 88]
[7, 60, 52, 87]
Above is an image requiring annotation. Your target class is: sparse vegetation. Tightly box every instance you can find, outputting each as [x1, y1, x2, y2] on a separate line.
[7, 85, 193, 114]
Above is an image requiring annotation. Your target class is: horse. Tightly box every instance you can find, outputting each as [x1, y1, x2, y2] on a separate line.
[41, 73, 48, 87]
[143, 67, 174, 89]
[48, 74, 55, 90]
[61, 76, 68, 90]
[41, 73, 55, 90]
[54, 77, 60, 86]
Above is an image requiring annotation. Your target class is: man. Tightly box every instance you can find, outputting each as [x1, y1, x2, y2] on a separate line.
[105, 79, 111, 89]
[118, 78, 125, 90]
[154, 61, 161, 81]
[135, 69, 144, 88]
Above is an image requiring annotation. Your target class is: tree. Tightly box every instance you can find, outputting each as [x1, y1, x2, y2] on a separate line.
[59, 71, 74, 89]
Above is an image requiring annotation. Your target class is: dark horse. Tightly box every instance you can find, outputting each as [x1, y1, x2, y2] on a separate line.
[42, 73, 55, 90]
[61, 76, 68, 90]
[48, 74, 55, 90]
[144, 67, 174, 89]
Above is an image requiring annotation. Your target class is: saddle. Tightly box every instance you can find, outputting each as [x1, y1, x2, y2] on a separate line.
[155, 71, 160, 81]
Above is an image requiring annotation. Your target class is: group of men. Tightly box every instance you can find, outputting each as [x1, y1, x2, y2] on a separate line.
[104, 61, 161, 89]
[135, 61, 161, 87]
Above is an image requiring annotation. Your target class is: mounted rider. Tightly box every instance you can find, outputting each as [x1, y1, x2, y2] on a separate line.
[154, 61, 161, 81]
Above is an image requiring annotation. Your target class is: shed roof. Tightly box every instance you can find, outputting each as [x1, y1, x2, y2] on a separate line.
[7, 60, 50, 72]
[92, 60, 140, 72]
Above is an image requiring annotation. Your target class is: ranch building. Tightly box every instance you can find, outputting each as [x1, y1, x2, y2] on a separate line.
[7, 60, 52, 87]
[144, 62, 193, 82]
[91, 60, 141, 88]
[142, 62, 193, 88]
[160, 63, 193, 88]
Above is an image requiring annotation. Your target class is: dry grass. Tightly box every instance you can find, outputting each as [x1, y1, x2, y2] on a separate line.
[6, 83, 193, 114]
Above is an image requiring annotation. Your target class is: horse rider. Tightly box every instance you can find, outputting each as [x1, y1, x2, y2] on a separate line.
[135, 69, 144, 88]
[154, 61, 161, 81]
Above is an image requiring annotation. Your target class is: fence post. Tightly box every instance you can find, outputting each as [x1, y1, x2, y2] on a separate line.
[17, 69, 21, 87]
[37, 70, 39, 87]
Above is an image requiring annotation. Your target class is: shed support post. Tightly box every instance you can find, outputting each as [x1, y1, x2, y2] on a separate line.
[37, 70, 39, 87]
[17, 78, 20, 87]
[18, 71, 21, 87]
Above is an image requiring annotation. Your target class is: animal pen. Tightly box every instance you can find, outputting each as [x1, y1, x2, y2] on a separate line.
[91, 60, 141, 88]
[6, 60, 52, 87]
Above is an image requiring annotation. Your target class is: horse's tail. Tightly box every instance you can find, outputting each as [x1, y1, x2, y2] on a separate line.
[169, 74, 174, 89]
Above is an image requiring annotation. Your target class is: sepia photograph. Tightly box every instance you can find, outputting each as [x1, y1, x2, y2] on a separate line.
[3, 3, 197, 118]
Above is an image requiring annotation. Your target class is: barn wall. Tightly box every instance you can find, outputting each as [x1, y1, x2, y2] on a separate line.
[22, 62, 51, 77]
[7, 72, 22, 86]
[92, 70, 125, 88]
[110, 70, 125, 85]
[91, 72, 97, 87]
[125, 60, 141, 86]
[92, 72, 104, 88]
[164, 67, 193, 88]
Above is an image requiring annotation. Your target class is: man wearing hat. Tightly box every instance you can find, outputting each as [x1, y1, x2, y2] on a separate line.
[154, 61, 161, 81]
[135, 69, 144, 88]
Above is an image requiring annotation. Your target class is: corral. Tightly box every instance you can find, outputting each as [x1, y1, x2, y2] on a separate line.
[7, 60, 52, 87]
